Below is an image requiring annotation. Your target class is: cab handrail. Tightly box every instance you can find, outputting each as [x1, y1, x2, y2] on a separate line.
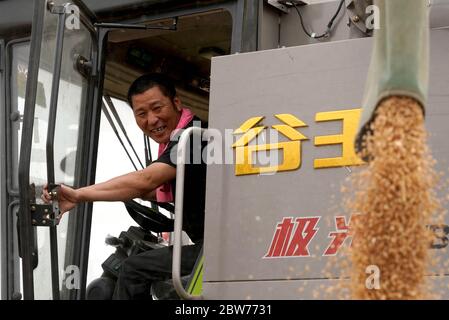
[172, 126, 205, 300]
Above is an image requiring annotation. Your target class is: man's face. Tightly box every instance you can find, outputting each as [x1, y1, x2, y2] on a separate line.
[131, 86, 182, 144]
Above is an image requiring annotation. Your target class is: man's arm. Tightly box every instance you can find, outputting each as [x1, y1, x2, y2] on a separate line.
[43, 162, 175, 213]
[78, 162, 175, 202]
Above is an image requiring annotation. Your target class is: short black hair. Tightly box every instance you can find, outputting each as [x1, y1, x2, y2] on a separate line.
[127, 73, 177, 108]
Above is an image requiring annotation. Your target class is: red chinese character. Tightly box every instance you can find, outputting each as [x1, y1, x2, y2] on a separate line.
[323, 216, 354, 256]
[265, 217, 320, 258]
[285, 217, 320, 257]
[265, 218, 295, 257]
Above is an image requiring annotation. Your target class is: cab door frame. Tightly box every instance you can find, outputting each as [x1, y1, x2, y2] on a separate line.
[2, 37, 32, 301]
[71, 0, 106, 300]
[18, 0, 103, 300]
[0, 37, 8, 300]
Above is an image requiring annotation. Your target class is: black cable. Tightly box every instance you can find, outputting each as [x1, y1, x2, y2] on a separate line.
[101, 102, 139, 171]
[328, 0, 345, 28]
[293, 0, 345, 40]
[104, 95, 145, 169]
[293, 3, 325, 38]
[144, 134, 153, 167]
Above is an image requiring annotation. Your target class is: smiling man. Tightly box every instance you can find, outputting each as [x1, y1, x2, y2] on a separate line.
[43, 73, 207, 299]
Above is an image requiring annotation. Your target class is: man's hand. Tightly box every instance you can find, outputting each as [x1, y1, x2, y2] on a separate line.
[42, 184, 79, 215]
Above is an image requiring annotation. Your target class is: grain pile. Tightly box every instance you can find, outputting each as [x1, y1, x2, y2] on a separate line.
[346, 96, 439, 299]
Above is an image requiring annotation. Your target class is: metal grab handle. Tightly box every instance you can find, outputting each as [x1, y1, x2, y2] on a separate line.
[45, 1, 73, 301]
[172, 126, 205, 300]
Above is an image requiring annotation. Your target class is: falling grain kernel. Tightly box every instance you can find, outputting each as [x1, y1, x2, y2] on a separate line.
[400, 180, 406, 203]
[345, 97, 440, 300]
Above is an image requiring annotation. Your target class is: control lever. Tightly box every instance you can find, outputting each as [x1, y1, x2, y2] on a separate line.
[105, 235, 125, 247]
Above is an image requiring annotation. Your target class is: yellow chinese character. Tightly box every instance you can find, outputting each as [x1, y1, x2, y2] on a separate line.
[314, 109, 364, 169]
[233, 114, 308, 176]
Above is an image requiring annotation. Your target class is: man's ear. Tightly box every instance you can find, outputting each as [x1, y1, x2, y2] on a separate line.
[173, 97, 182, 112]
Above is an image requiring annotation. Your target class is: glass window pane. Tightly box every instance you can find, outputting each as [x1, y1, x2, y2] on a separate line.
[11, 42, 30, 191]
[8, 41, 30, 300]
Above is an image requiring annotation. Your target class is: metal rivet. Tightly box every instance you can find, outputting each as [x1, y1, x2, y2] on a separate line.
[352, 15, 360, 23]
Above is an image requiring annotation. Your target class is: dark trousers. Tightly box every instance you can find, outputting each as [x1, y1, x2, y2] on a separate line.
[112, 242, 203, 300]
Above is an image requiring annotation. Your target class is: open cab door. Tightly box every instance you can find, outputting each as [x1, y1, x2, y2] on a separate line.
[18, 0, 100, 300]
